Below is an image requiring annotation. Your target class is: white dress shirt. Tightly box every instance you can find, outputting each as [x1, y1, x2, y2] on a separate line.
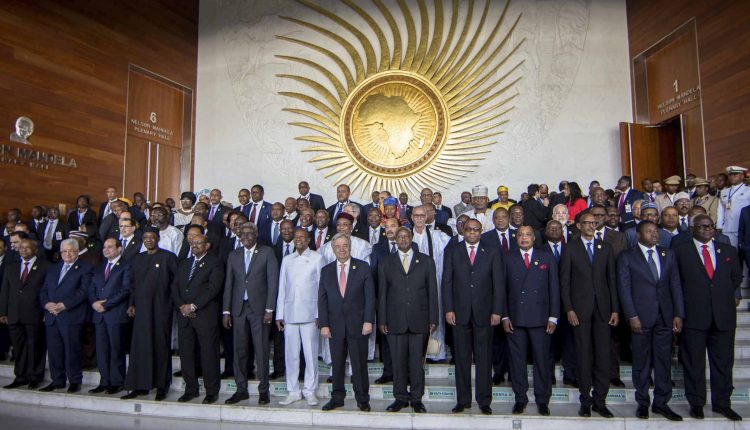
[319, 236, 372, 265]
[157, 225, 183, 255]
[637, 243, 661, 278]
[19, 256, 37, 276]
[693, 238, 716, 269]
[399, 249, 413, 272]
[277, 248, 324, 323]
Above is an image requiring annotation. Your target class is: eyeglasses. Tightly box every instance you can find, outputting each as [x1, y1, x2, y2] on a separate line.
[464, 227, 482, 232]
[695, 224, 714, 230]
[580, 221, 597, 226]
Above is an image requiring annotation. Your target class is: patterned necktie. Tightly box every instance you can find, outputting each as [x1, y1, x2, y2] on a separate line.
[316, 230, 323, 249]
[284, 244, 291, 256]
[272, 222, 280, 245]
[335, 203, 343, 220]
[469, 246, 476, 265]
[208, 205, 216, 221]
[44, 222, 54, 248]
[339, 263, 347, 297]
[20, 261, 29, 284]
[104, 262, 113, 281]
[596, 231, 603, 241]
[402, 253, 410, 272]
[390, 242, 397, 254]
[371, 228, 378, 245]
[647, 250, 659, 282]
[553, 244, 560, 262]
[680, 217, 688, 231]
[618, 192, 626, 209]
[524, 252, 530, 269]
[501, 232, 508, 252]
[702, 245, 714, 279]
[188, 258, 198, 281]
[122, 238, 127, 249]
[586, 242, 594, 263]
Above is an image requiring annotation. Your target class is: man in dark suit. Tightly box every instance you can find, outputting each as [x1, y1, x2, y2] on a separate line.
[344, 203, 369, 242]
[270, 220, 296, 379]
[378, 227, 439, 413]
[362, 190, 381, 217]
[521, 184, 549, 230]
[443, 218, 504, 415]
[739, 205, 750, 271]
[327, 184, 363, 229]
[318, 233, 375, 412]
[298, 181, 326, 212]
[99, 200, 125, 242]
[617, 220, 684, 420]
[433, 192, 453, 219]
[171, 234, 224, 404]
[39, 238, 93, 393]
[248, 184, 273, 232]
[117, 217, 142, 264]
[670, 206, 732, 248]
[502, 225, 559, 416]
[615, 176, 643, 230]
[311, 209, 333, 251]
[424, 205, 453, 236]
[0, 239, 8, 361]
[397, 192, 414, 227]
[674, 214, 743, 421]
[39, 207, 68, 262]
[234, 188, 252, 218]
[67, 195, 97, 232]
[88, 238, 131, 395]
[98, 186, 119, 226]
[223, 222, 279, 406]
[560, 211, 619, 418]
[206, 188, 228, 237]
[0, 239, 49, 389]
[365, 207, 387, 247]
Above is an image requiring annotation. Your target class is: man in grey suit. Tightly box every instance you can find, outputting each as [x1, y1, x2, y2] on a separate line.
[223, 222, 279, 406]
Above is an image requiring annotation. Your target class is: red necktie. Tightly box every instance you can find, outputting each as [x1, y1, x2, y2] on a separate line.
[316, 230, 323, 249]
[20, 262, 29, 284]
[104, 262, 112, 281]
[702, 245, 714, 279]
[249, 204, 257, 223]
[469, 246, 476, 265]
[338, 263, 347, 297]
[524, 252, 530, 269]
[501, 232, 508, 252]
[618, 192, 626, 209]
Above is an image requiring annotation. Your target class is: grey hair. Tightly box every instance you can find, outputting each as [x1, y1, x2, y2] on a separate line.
[343, 203, 360, 217]
[60, 238, 80, 252]
[331, 232, 351, 246]
[240, 222, 259, 234]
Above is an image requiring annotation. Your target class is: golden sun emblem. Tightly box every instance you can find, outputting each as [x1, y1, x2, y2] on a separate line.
[277, 0, 523, 197]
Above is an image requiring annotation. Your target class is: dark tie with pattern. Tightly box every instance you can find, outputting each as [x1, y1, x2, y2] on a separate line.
[647, 249, 659, 282]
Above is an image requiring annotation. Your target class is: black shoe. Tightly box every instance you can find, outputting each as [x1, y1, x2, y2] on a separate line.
[155, 390, 167, 401]
[374, 375, 393, 384]
[689, 406, 704, 419]
[178, 393, 197, 403]
[562, 378, 578, 388]
[592, 404, 614, 418]
[259, 392, 270, 405]
[712, 406, 742, 421]
[412, 402, 427, 413]
[3, 380, 27, 389]
[512, 402, 526, 414]
[67, 384, 81, 393]
[652, 405, 682, 421]
[326, 376, 333, 383]
[88, 385, 108, 394]
[452, 403, 470, 413]
[322, 400, 343, 411]
[106, 386, 123, 395]
[578, 405, 591, 417]
[636, 405, 649, 419]
[225, 392, 249, 405]
[173, 370, 182, 377]
[609, 378, 625, 388]
[27, 381, 41, 390]
[121, 391, 145, 400]
[202, 394, 218, 404]
[537, 403, 550, 416]
[269, 370, 285, 380]
[550, 376, 557, 385]
[480, 405, 492, 415]
[358, 402, 371, 412]
[387, 400, 409, 412]
[220, 370, 233, 379]
[39, 383, 64, 392]
[492, 373, 505, 385]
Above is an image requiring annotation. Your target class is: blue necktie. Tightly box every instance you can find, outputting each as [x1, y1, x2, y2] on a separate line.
[244, 250, 251, 300]
[586, 242, 594, 264]
[553, 244, 560, 263]
[284, 244, 291, 256]
[390, 242, 397, 254]
[272, 222, 279, 245]
[647, 250, 659, 282]
[188, 258, 198, 281]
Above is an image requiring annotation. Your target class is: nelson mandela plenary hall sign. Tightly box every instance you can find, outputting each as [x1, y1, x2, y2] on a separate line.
[1, 116, 78, 169]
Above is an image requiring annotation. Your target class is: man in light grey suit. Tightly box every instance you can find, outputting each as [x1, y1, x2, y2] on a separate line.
[222, 222, 279, 406]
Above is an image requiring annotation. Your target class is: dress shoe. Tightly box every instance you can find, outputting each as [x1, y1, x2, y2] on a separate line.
[609, 378, 625, 388]
[512, 402, 526, 414]
[689, 406, 704, 419]
[225, 392, 249, 405]
[88, 385, 108, 394]
[712, 406, 742, 421]
[106, 386, 124, 395]
[279, 394, 302, 406]
[155, 390, 167, 401]
[269, 370, 285, 380]
[121, 390, 146, 400]
[578, 405, 591, 417]
[326, 376, 333, 383]
[39, 383, 65, 392]
[173, 370, 182, 377]
[480, 405, 492, 415]
[178, 393, 197, 403]
[537, 403, 550, 416]
[550, 376, 556, 385]
[492, 373, 505, 385]
[592, 404, 614, 418]
[220, 370, 233, 379]
[374, 375, 393, 384]
[412, 402, 427, 413]
[636, 405, 649, 419]
[67, 384, 81, 393]
[386, 400, 409, 412]
[652, 405, 682, 421]
[322, 400, 343, 411]
[202, 394, 218, 404]
[3, 380, 27, 389]
[305, 394, 319, 406]
[27, 381, 41, 390]
[451, 403, 470, 413]
[258, 391, 271, 405]
[358, 402, 371, 412]
[562, 378, 578, 388]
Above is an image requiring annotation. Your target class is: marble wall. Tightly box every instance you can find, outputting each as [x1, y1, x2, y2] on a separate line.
[196, 0, 631, 206]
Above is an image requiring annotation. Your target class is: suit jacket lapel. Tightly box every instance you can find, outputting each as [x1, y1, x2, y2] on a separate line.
[656, 247, 667, 282]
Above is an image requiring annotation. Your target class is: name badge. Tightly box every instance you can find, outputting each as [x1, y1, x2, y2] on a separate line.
[55, 231, 63, 240]
[625, 204, 632, 213]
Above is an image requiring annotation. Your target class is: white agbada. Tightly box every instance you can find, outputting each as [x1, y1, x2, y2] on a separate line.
[413, 226, 451, 360]
[468, 208, 495, 235]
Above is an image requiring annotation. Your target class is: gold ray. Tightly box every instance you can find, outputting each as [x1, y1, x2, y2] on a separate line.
[449, 121, 508, 139]
[372, 0, 402, 70]
[445, 36, 524, 101]
[447, 131, 502, 145]
[282, 108, 339, 132]
[451, 107, 514, 132]
[324, 162, 357, 178]
[443, 142, 496, 150]
[349, 170, 368, 193]
[302, 146, 345, 153]
[316, 158, 353, 169]
[423, 167, 465, 183]
[397, 0, 417, 70]
[280, 17, 365, 83]
[435, 0, 490, 88]
[275, 55, 347, 102]
[431, 0, 473, 82]
[446, 60, 523, 106]
[426, 0, 458, 79]
[297, 0, 377, 77]
[275, 37, 355, 91]
[278, 91, 339, 124]
[433, 162, 482, 172]
[289, 122, 340, 140]
[418, 0, 443, 76]
[342, 0, 390, 72]
[277, 74, 342, 111]
[309, 153, 349, 161]
[410, 0, 430, 72]
[329, 165, 359, 184]
[450, 78, 521, 118]
[294, 135, 342, 147]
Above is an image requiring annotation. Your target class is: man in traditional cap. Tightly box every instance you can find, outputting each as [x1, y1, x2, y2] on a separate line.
[717, 166, 750, 246]
[469, 185, 495, 233]
[655, 176, 682, 214]
[692, 177, 719, 224]
[672, 192, 693, 233]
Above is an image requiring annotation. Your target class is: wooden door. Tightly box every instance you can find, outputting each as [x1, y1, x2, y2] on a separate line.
[619, 120, 685, 185]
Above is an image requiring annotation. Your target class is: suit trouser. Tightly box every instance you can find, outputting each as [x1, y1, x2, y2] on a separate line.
[573, 310, 611, 407]
[508, 326, 551, 404]
[94, 321, 127, 387]
[284, 321, 319, 397]
[554, 315, 577, 381]
[453, 321, 493, 407]
[9, 323, 46, 383]
[680, 324, 735, 409]
[631, 316, 673, 408]
[271, 315, 285, 374]
[376, 329, 393, 378]
[330, 334, 370, 404]
[491, 325, 510, 378]
[389, 332, 428, 402]
[221, 323, 255, 375]
[233, 309, 270, 395]
[46, 322, 83, 385]
[0, 324, 9, 357]
[178, 321, 220, 397]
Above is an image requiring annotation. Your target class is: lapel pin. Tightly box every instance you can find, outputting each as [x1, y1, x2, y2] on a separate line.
[32, 266, 37, 271]
[254, 249, 259, 254]
[415, 259, 420, 264]
[115, 262, 120, 266]
[155, 263, 160, 268]
[534, 261, 538, 265]
[352, 265, 357, 270]
[716, 248, 721, 254]
[199, 263, 204, 268]
[597, 245, 601, 249]
[661, 251, 666, 257]
[74, 265, 79, 270]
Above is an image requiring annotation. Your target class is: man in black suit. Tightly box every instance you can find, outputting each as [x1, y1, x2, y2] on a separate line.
[433, 192, 453, 219]
[319, 233, 375, 412]
[171, 234, 224, 404]
[311, 209, 333, 251]
[99, 200, 126, 242]
[560, 211, 619, 418]
[67, 195, 97, 232]
[521, 184, 549, 230]
[98, 186, 119, 226]
[502, 225, 559, 416]
[424, 205, 453, 236]
[0, 239, 49, 389]
[206, 188, 228, 237]
[362, 190, 381, 216]
[223, 222, 279, 406]
[615, 176, 644, 230]
[234, 188, 252, 218]
[365, 208, 387, 247]
[509, 205, 543, 246]
[443, 218, 504, 415]
[88, 238, 130, 395]
[327, 184, 363, 229]
[617, 221, 684, 421]
[298, 181, 326, 212]
[397, 192, 413, 227]
[378, 227, 439, 413]
[39, 207, 68, 262]
[117, 217, 142, 264]
[674, 214, 743, 421]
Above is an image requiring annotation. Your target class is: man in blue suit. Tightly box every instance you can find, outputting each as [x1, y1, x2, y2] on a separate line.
[739, 205, 750, 270]
[248, 184, 273, 233]
[617, 221, 684, 421]
[502, 225, 559, 416]
[39, 238, 93, 393]
[88, 238, 131, 395]
[615, 176, 644, 230]
[625, 203, 674, 249]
